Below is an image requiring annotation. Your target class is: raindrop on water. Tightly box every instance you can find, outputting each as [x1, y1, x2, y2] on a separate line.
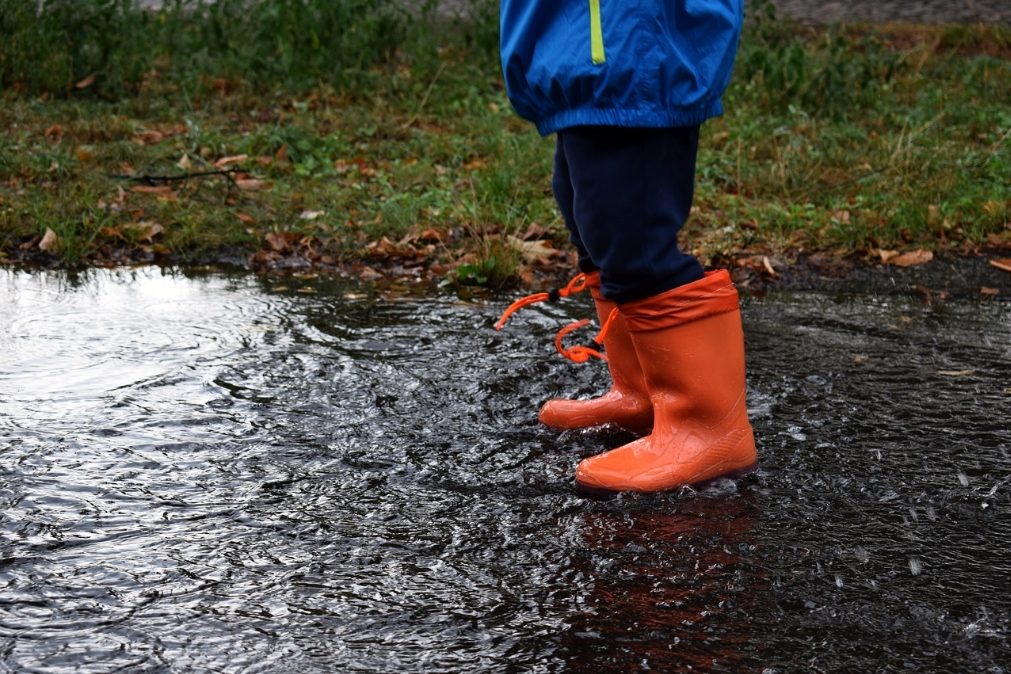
[786, 425, 807, 441]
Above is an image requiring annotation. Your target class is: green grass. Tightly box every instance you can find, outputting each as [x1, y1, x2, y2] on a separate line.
[1, 0, 1009, 283]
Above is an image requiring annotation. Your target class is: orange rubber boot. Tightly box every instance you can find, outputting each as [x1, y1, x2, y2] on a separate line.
[575, 270, 758, 493]
[539, 274, 653, 435]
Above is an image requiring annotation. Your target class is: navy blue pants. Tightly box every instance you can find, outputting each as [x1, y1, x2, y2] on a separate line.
[552, 126, 704, 303]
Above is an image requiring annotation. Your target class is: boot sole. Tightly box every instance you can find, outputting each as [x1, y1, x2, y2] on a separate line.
[574, 460, 760, 498]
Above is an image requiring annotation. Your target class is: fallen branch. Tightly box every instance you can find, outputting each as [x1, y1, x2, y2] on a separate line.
[109, 167, 241, 186]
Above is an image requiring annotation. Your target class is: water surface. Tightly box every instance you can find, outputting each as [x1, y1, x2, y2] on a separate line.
[1, 268, 1009, 672]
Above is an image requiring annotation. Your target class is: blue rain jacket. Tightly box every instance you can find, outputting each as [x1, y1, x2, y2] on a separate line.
[500, 0, 744, 136]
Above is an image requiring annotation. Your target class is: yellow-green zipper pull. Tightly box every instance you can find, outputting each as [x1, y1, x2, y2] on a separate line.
[589, 0, 605, 64]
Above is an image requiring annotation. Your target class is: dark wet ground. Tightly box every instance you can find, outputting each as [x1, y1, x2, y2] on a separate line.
[1, 268, 1009, 672]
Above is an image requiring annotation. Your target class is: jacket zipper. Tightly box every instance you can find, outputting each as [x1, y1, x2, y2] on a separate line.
[589, 0, 605, 64]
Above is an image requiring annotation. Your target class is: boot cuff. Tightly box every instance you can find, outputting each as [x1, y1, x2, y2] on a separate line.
[620, 270, 740, 331]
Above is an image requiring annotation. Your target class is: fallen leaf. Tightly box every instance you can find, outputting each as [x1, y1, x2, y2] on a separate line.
[980, 286, 1000, 297]
[132, 129, 164, 145]
[990, 258, 1011, 273]
[367, 236, 415, 260]
[871, 248, 899, 263]
[987, 232, 1011, 247]
[39, 228, 59, 252]
[214, 154, 248, 169]
[75, 147, 94, 162]
[359, 266, 384, 281]
[177, 154, 193, 171]
[274, 144, 289, 163]
[761, 255, 778, 277]
[124, 221, 163, 242]
[506, 235, 561, 265]
[891, 249, 933, 267]
[235, 212, 256, 224]
[981, 200, 1003, 216]
[75, 74, 96, 89]
[299, 210, 325, 221]
[140, 243, 171, 256]
[44, 124, 64, 142]
[235, 179, 269, 191]
[519, 222, 550, 241]
[265, 231, 298, 253]
[462, 157, 487, 171]
[131, 185, 174, 195]
[735, 254, 780, 277]
[418, 227, 444, 243]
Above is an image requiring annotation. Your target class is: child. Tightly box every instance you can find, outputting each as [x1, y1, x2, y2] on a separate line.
[498, 0, 758, 492]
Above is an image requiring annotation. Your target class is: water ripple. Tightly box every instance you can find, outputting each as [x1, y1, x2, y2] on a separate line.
[1, 268, 1008, 672]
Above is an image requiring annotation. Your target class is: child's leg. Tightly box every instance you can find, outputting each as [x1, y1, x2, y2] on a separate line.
[558, 126, 704, 303]
[551, 137, 597, 275]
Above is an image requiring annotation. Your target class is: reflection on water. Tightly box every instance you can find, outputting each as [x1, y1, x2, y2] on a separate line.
[1, 268, 1009, 672]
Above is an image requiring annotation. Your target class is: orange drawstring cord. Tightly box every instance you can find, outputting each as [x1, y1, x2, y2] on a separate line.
[554, 306, 619, 363]
[494, 273, 589, 331]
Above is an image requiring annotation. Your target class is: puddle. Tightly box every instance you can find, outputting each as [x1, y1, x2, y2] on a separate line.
[1, 268, 1009, 672]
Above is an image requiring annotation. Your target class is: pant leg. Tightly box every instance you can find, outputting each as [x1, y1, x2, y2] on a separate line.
[558, 126, 704, 303]
[551, 136, 597, 274]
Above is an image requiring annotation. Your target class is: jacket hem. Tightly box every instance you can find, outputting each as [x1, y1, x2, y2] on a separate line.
[534, 102, 724, 136]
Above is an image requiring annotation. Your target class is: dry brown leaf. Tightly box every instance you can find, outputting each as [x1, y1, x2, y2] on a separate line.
[359, 266, 384, 282]
[519, 222, 550, 241]
[75, 74, 96, 89]
[124, 221, 163, 242]
[214, 154, 248, 168]
[235, 179, 269, 191]
[75, 147, 95, 162]
[735, 254, 780, 277]
[891, 249, 933, 267]
[132, 130, 164, 145]
[44, 124, 64, 143]
[265, 232, 297, 253]
[990, 258, 1011, 273]
[140, 243, 171, 256]
[987, 232, 1011, 247]
[177, 154, 193, 171]
[274, 144, 289, 163]
[871, 248, 899, 263]
[131, 185, 174, 195]
[761, 255, 778, 277]
[980, 286, 1000, 297]
[39, 228, 59, 252]
[418, 227, 444, 243]
[507, 235, 560, 264]
[367, 236, 405, 259]
[235, 212, 256, 225]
